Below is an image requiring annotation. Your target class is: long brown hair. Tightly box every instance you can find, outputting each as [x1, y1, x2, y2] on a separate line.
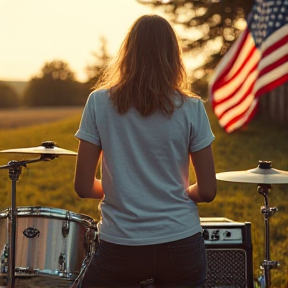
[96, 14, 195, 116]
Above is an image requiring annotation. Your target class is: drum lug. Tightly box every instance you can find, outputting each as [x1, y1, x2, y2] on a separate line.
[85, 228, 97, 242]
[62, 211, 70, 237]
[0, 244, 9, 273]
[58, 252, 66, 272]
[85, 228, 97, 256]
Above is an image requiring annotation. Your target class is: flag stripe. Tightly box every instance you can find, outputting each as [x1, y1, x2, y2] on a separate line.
[213, 47, 259, 106]
[223, 99, 259, 133]
[261, 24, 288, 56]
[211, 30, 260, 103]
[210, 29, 249, 91]
[259, 52, 288, 78]
[255, 55, 288, 95]
[219, 89, 255, 123]
[215, 68, 257, 117]
[209, 0, 288, 133]
[256, 71, 288, 96]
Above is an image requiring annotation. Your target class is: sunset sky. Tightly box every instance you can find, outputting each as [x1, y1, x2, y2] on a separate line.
[0, 0, 157, 82]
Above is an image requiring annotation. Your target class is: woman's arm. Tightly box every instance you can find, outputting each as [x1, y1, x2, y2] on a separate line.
[74, 139, 104, 199]
[187, 145, 217, 203]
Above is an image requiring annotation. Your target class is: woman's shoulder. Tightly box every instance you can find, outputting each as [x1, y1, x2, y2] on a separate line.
[85, 89, 111, 109]
[88, 89, 110, 104]
[181, 93, 204, 109]
[174, 90, 201, 102]
[90, 88, 110, 98]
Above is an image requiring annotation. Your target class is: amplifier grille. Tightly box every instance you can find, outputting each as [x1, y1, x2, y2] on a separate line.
[205, 249, 248, 288]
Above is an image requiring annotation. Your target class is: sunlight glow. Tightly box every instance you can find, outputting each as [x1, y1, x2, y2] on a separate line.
[0, 0, 154, 82]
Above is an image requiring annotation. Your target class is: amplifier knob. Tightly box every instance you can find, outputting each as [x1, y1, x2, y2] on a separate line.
[224, 231, 231, 238]
[211, 230, 219, 240]
[202, 229, 209, 240]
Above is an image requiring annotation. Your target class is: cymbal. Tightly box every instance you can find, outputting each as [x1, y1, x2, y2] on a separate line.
[0, 141, 77, 156]
[216, 165, 288, 184]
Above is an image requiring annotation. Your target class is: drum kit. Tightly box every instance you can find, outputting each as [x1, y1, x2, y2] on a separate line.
[0, 141, 97, 288]
[0, 141, 288, 288]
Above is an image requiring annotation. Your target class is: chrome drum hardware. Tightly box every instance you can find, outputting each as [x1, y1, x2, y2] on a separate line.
[0, 206, 97, 281]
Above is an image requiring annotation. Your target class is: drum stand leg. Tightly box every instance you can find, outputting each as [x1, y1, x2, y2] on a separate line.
[257, 184, 279, 288]
[7, 161, 22, 288]
[0, 156, 53, 288]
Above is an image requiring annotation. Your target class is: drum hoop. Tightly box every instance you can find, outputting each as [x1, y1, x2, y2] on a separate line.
[0, 211, 8, 218]
[0, 206, 97, 228]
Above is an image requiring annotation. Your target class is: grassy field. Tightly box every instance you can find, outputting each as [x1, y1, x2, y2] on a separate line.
[0, 106, 288, 287]
[0, 106, 83, 129]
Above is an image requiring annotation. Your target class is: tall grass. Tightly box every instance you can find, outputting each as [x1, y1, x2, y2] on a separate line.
[0, 105, 288, 287]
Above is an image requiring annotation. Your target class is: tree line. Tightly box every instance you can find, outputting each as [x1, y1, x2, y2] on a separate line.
[0, 38, 109, 108]
[1, 0, 254, 107]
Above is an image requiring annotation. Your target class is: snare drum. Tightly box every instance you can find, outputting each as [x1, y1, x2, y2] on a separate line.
[0, 206, 97, 280]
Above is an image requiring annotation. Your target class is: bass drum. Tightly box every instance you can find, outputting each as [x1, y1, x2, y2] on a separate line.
[0, 206, 97, 286]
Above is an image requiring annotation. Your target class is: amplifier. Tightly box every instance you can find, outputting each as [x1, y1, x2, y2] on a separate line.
[200, 217, 254, 288]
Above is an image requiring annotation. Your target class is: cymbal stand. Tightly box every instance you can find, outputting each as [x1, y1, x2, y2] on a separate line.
[257, 184, 279, 288]
[0, 154, 57, 288]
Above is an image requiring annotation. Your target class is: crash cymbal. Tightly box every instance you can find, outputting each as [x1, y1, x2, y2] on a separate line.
[216, 161, 288, 184]
[0, 141, 77, 156]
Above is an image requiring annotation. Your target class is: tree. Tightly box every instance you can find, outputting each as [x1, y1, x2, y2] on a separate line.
[0, 82, 19, 108]
[23, 60, 84, 106]
[85, 37, 111, 88]
[137, 0, 254, 85]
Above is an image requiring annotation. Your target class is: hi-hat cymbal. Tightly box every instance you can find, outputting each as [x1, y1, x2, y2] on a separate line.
[0, 141, 77, 156]
[216, 161, 288, 184]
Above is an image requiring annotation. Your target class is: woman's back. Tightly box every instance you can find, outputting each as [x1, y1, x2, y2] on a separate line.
[77, 89, 215, 245]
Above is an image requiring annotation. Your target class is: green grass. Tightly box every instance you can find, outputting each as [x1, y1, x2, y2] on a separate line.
[0, 113, 99, 218]
[0, 105, 288, 287]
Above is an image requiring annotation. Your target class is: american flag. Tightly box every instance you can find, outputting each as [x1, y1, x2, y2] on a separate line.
[209, 0, 288, 133]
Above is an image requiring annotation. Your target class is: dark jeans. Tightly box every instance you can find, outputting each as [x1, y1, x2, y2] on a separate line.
[78, 232, 207, 288]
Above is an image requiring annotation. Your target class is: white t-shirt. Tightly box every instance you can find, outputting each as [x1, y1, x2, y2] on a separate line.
[75, 89, 215, 245]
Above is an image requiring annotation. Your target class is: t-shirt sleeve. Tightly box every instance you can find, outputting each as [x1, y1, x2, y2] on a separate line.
[75, 92, 102, 147]
[189, 100, 215, 152]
